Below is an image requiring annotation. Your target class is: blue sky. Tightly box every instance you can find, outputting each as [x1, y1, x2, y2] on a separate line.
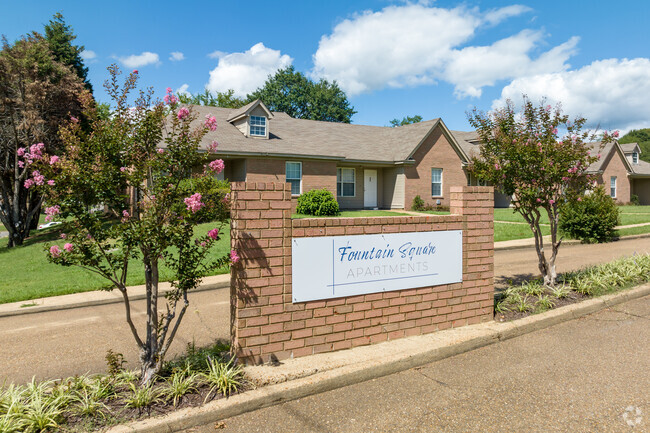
[2, 1, 649, 132]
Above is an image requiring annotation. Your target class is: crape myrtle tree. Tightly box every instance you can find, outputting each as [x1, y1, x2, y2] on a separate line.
[28, 66, 236, 384]
[0, 33, 85, 247]
[467, 98, 615, 287]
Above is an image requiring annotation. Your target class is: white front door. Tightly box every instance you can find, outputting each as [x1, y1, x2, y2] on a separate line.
[364, 169, 378, 208]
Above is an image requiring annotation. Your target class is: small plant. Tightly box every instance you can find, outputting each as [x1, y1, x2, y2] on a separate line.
[494, 299, 510, 314]
[411, 195, 426, 211]
[296, 189, 340, 216]
[521, 280, 545, 296]
[162, 365, 199, 406]
[631, 194, 640, 206]
[70, 389, 109, 419]
[536, 295, 555, 311]
[559, 185, 620, 243]
[550, 285, 570, 299]
[514, 295, 532, 313]
[123, 383, 162, 414]
[22, 392, 66, 432]
[202, 357, 245, 402]
[105, 350, 127, 376]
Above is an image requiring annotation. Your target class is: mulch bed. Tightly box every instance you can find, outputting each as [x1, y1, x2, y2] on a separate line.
[494, 290, 590, 322]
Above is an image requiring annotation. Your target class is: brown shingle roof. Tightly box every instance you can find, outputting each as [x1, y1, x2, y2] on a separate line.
[620, 142, 640, 154]
[450, 130, 481, 158]
[177, 105, 452, 164]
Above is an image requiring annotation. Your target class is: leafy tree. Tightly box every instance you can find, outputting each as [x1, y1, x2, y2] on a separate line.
[44, 12, 92, 93]
[177, 89, 246, 109]
[468, 98, 612, 287]
[389, 115, 422, 127]
[247, 66, 356, 123]
[0, 33, 86, 247]
[28, 66, 233, 383]
[619, 128, 650, 162]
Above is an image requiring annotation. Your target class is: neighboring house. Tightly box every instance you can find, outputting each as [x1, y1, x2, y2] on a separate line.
[618, 142, 650, 204]
[185, 100, 472, 210]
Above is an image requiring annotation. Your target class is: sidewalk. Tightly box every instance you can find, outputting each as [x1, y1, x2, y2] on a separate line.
[0, 274, 230, 318]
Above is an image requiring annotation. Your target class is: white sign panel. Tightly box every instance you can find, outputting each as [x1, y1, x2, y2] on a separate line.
[291, 230, 462, 303]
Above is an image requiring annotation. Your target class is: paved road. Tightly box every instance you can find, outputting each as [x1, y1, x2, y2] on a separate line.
[1, 236, 649, 384]
[185, 295, 650, 433]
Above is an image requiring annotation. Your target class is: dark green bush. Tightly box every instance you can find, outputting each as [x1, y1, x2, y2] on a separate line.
[559, 185, 620, 243]
[631, 194, 640, 206]
[412, 195, 425, 211]
[296, 189, 340, 216]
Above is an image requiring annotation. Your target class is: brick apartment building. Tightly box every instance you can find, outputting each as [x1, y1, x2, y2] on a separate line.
[182, 100, 473, 210]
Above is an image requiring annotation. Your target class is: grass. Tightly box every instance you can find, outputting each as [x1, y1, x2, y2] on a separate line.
[494, 205, 650, 226]
[494, 222, 551, 243]
[0, 221, 230, 305]
[616, 225, 650, 237]
[292, 210, 409, 218]
[417, 210, 451, 215]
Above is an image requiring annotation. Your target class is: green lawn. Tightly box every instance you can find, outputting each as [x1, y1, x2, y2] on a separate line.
[617, 205, 650, 214]
[494, 206, 650, 226]
[0, 221, 230, 304]
[615, 225, 650, 237]
[494, 222, 551, 243]
[292, 210, 410, 218]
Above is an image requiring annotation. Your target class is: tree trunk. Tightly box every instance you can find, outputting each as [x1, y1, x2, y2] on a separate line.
[140, 256, 160, 385]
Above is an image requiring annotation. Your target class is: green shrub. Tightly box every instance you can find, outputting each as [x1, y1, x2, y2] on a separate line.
[296, 189, 340, 216]
[631, 194, 640, 206]
[559, 185, 620, 243]
[411, 195, 426, 211]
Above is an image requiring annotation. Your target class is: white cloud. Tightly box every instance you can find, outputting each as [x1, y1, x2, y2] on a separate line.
[169, 51, 185, 62]
[493, 58, 650, 133]
[80, 49, 96, 61]
[208, 50, 226, 59]
[119, 52, 160, 68]
[206, 43, 292, 97]
[176, 83, 190, 95]
[311, 3, 575, 98]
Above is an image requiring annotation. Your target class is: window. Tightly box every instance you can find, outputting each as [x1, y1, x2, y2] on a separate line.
[610, 176, 617, 198]
[286, 162, 302, 195]
[337, 168, 355, 197]
[431, 168, 443, 196]
[250, 116, 266, 136]
[633, 152, 639, 164]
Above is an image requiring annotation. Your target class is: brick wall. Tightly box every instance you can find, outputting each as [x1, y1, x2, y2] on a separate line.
[598, 148, 632, 204]
[404, 126, 469, 209]
[230, 183, 494, 365]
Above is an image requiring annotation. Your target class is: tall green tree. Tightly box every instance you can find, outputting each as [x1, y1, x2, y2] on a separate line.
[44, 12, 92, 92]
[177, 89, 246, 108]
[619, 128, 650, 162]
[247, 66, 356, 123]
[0, 33, 86, 247]
[389, 115, 422, 127]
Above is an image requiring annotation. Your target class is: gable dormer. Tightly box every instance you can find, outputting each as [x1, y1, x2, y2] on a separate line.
[621, 142, 641, 165]
[227, 99, 274, 139]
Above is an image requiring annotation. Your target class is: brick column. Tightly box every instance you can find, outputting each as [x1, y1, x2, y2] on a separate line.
[230, 182, 292, 364]
[450, 186, 494, 324]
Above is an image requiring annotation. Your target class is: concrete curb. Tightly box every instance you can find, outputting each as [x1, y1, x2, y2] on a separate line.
[0, 277, 229, 318]
[106, 283, 650, 433]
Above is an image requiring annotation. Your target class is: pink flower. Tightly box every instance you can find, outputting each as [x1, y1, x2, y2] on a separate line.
[24, 179, 34, 189]
[552, 128, 558, 134]
[577, 197, 582, 202]
[157, 148, 165, 154]
[70, 116, 79, 123]
[230, 250, 240, 264]
[549, 199, 555, 205]
[60, 233, 67, 239]
[597, 154, 601, 159]
[536, 198, 542, 203]
[17, 148, 25, 157]
[166, 87, 172, 93]
[50, 245, 61, 258]
[18, 161, 25, 168]
[44, 205, 61, 222]
[133, 69, 139, 74]
[208, 228, 219, 240]
[32, 170, 45, 186]
[545, 105, 551, 112]
[200, 241, 206, 247]
[122, 210, 130, 221]
[63, 243, 73, 253]
[47, 180, 55, 186]
[612, 130, 619, 138]
[120, 166, 127, 172]
[164, 87, 179, 105]
[494, 163, 500, 170]
[208, 159, 224, 173]
[208, 141, 218, 153]
[184, 193, 205, 213]
[204, 115, 217, 131]
[50, 155, 59, 165]
[177, 107, 190, 120]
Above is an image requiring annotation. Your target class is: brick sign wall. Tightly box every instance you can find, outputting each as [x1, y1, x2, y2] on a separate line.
[230, 183, 494, 364]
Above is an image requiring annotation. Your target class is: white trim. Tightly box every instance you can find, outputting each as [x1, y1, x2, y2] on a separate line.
[337, 167, 356, 197]
[431, 168, 443, 197]
[610, 176, 617, 198]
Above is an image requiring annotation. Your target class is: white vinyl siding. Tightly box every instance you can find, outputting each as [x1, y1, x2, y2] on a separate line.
[431, 168, 443, 197]
[610, 176, 617, 198]
[286, 162, 302, 196]
[337, 168, 355, 197]
[250, 116, 266, 136]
